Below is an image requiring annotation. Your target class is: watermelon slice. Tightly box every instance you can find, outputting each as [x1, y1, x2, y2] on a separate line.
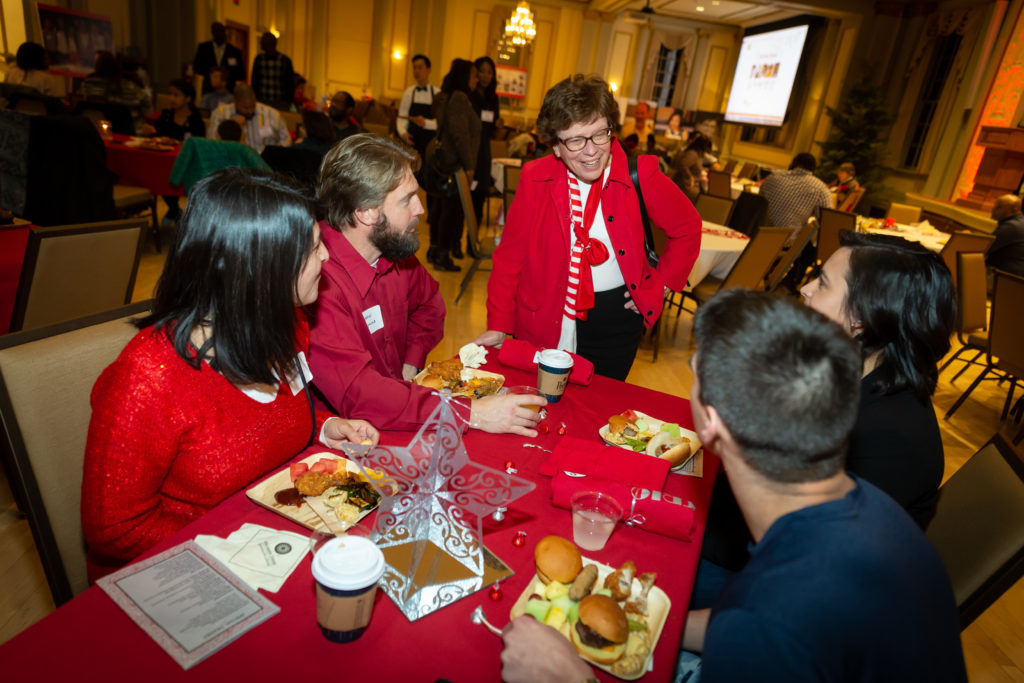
[289, 462, 309, 482]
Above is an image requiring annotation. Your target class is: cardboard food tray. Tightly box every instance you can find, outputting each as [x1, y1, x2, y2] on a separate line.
[245, 452, 378, 533]
[598, 410, 703, 476]
[509, 557, 670, 681]
[411, 366, 505, 398]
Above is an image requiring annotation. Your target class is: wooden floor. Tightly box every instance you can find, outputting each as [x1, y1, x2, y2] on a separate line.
[1, 201, 1022, 680]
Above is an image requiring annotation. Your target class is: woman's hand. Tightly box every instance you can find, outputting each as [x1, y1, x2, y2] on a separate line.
[470, 394, 545, 436]
[623, 290, 640, 314]
[322, 418, 379, 448]
[473, 330, 506, 347]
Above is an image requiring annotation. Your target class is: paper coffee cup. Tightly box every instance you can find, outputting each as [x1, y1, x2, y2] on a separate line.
[311, 536, 386, 643]
[537, 349, 574, 403]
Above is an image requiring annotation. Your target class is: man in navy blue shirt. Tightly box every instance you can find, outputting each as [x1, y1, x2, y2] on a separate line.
[500, 291, 966, 683]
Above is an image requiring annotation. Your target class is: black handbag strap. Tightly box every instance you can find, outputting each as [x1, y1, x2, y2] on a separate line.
[629, 155, 657, 258]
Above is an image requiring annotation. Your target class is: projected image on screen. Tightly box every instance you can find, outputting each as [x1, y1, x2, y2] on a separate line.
[724, 24, 809, 127]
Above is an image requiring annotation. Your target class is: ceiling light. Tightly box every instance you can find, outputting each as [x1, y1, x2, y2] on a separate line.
[696, 6, 705, 11]
[504, 1, 537, 47]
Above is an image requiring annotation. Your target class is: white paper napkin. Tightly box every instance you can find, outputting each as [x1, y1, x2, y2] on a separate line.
[194, 523, 309, 593]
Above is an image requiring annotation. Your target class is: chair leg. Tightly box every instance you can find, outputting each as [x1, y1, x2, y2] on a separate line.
[150, 197, 161, 253]
[950, 349, 984, 383]
[1001, 379, 1019, 422]
[651, 316, 661, 362]
[945, 368, 989, 419]
[454, 258, 483, 304]
[938, 346, 966, 375]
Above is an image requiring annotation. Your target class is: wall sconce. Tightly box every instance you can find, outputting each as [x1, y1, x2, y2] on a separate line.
[609, 81, 620, 93]
[268, 26, 281, 38]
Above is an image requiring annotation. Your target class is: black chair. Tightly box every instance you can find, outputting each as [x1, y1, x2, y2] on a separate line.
[926, 431, 1024, 630]
[727, 192, 768, 237]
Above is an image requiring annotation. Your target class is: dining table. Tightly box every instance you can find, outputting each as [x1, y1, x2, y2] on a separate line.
[104, 134, 184, 197]
[491, 156, 522, 194]
[0, 359, 719, 681]
[729, 180, 759, 200]
[686, 221, 750, 290]
[857, 216, 949, 253]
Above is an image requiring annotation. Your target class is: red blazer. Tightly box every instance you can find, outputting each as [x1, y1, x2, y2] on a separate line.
[487, 140, 701, 349]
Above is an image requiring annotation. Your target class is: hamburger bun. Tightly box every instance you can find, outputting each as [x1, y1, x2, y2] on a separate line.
[645, 432, 692, 468]
[607, 415, 636, 437]
[419, 375, 446, 390]
[570, 594, 629, 665]
[534, 535, 583, 585]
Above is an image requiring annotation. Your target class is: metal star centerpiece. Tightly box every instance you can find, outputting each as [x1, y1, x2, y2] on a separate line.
[337, 390, 535, 621]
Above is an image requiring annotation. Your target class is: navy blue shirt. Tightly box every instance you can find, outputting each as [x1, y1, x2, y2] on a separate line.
[702, 476, 966, 682]
[986, 212, 1024, 278]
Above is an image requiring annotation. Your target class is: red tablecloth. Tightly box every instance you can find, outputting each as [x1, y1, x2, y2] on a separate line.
[104, 135, 184, 197]
[0, 221, 31, 334]
[0, 362, 718, 681]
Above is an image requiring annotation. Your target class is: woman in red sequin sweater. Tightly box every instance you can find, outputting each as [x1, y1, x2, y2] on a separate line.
[82, 168, 378, 577]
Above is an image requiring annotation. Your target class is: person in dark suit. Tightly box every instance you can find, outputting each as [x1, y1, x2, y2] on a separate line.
[192, 21, 245, 94]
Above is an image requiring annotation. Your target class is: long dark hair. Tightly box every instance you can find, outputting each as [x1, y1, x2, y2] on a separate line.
[138, 168, 317, 385]
[473, 56, 497, 100]
[840, 231, 955, 402]
[441, 58, 474, 95]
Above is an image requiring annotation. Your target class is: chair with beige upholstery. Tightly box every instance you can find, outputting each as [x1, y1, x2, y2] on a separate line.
[735, 162, 758, 180]
[721, 159, 738, 175]
[684, 227, 791, 308]
[939, 231, 996, 288]
[766, 218, 819, 292]
[706, 170, 732, 199]
[946, 269, 1024, 420]
[837, 186, 865, 212]
[694, 194, 736, 226]
[939, 252, 989, 381]
[454, 169, 499, 304]
[9, 218, 146, 333]
[926, 431, 1024, 629]
[0, 300, 151, 605]
[887, 202, 922, 224]
[503, 164, 521, 214]
[112, 184, 160, 251]
[817, 208, 856, 267]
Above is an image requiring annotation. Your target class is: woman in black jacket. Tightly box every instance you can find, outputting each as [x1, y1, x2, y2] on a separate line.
[429, 58, 480, 272]
[468, 56, 499, 253]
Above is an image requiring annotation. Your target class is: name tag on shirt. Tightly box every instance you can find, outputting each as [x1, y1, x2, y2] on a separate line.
[259, 125, 274, 139]
[288, 352, 314, 396]
[362, 305, 384, 334]
[481, 109, 495, 123]
[227, 57, 237, 66]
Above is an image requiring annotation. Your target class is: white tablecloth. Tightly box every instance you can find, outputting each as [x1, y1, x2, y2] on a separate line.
[730, 181, 759, 200]
[857, 218, 949, 253]
[686, 221, 749, 290]
[491, 157, 522, 193]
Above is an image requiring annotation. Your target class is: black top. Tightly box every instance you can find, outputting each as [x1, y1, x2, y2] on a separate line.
[153, 108, 206, 140]
[703, 477, 966, 682]
[469, 88, 499, 189]
[192, 40, 246, 94]
[986, 212, 1024, 278]
[700, 367, 944, 572]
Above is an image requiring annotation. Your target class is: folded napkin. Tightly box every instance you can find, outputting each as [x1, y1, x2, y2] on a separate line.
[552, 472, 696, 542]
[539, 436, 670, 491]
[497, 339, 595, 386]
[194, 523, 309, 592]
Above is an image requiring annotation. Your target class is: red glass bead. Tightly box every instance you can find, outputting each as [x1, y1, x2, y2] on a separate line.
[489, 583, 503, 601]
[504, 460, 517, 473]
[513, 531, 527, 547]
[556, 422, 567, 436]
[538, 423, 549, 434]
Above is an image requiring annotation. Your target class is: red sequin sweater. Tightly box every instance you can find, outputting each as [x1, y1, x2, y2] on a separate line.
[82, 315, 330, 572]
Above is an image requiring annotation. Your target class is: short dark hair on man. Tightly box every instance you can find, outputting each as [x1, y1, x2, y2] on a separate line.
[839, 231, 955, 401]
[138, 168, 317, 386]
[15, 41, 47, 71]
[411, 53, 431, 69]
[536, 74, 620, 145]
[790, 152, 817, 172]
[217, 119, 242, 141]
[694, 289, 862, 483]
[317, 133, 416, 230]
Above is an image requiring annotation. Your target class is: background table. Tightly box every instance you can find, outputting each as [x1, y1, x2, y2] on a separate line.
[858, 218, 949, 253]
[104, 135, 183, 197]
[686, 221, 749, 290]
[491, 156, 522, 194]
[0, 360, 718, 681]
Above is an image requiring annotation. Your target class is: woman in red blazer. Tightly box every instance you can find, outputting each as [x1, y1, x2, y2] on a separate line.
[474, 75, 701, 379]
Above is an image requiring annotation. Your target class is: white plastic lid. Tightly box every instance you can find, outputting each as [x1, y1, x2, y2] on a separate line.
[311, 536, 386, 590]
[538, 348, 574, 369]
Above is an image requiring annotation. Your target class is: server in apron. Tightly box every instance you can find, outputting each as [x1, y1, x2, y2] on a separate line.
[398, 54, 440, 261]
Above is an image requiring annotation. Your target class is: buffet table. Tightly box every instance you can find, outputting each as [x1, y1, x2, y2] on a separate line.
[0, 360, 718, 681]
[104, 134, 184, 197]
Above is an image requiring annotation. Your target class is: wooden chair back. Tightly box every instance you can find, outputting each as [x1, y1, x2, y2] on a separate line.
[706, 170, 732, 199]
[817, 208, 856, 265]
[957, 252, 989, 341]
[940, 231, 996, 288]
[887, 202, 922, 224]
[720, 227, 792, 292]
[736, 162, 758, 180]
[721, 159, 738, 175]
[0, 301, 151, 605]
[694, 194, 736, 226]
[766, 218, 819, 291]
[10, 219, 147, 332]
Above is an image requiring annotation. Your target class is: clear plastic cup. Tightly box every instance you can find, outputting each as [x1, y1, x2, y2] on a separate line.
[500, 384, 542, 411]
[570, 491, 623, 551]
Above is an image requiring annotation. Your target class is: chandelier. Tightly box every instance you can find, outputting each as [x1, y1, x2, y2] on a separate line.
[504, 1, 537, 46]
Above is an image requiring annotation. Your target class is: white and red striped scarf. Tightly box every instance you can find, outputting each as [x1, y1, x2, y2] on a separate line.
[564, 173, 610, 321]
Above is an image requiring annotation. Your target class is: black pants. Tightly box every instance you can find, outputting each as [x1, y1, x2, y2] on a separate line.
[434, 193, 463, 254]
[576, 284, 645, 381]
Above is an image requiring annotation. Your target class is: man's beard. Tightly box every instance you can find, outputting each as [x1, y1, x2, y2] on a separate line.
[370, 213, 420, 261]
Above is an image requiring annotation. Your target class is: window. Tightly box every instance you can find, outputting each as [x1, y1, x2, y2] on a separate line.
[652, 45, 682, 106]
[903, 33, 961, 168]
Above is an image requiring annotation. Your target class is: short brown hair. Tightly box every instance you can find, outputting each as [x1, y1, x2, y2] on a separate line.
[536, 74, 619, 145]
[317, 134, 416, 230]
[838, 162, 856, 175]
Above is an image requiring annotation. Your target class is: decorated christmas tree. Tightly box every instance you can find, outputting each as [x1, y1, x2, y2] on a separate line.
[816, 79, 893, 201]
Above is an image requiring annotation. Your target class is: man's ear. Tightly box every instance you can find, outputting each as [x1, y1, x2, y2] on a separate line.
[698, 404, 734, 456]
[353, 206, 379, 229]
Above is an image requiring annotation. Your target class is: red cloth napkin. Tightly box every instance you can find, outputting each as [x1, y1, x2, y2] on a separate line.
[497, 339, 595, 386]
[538, 436, 669, 491]
[552, 472, 696, 542]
